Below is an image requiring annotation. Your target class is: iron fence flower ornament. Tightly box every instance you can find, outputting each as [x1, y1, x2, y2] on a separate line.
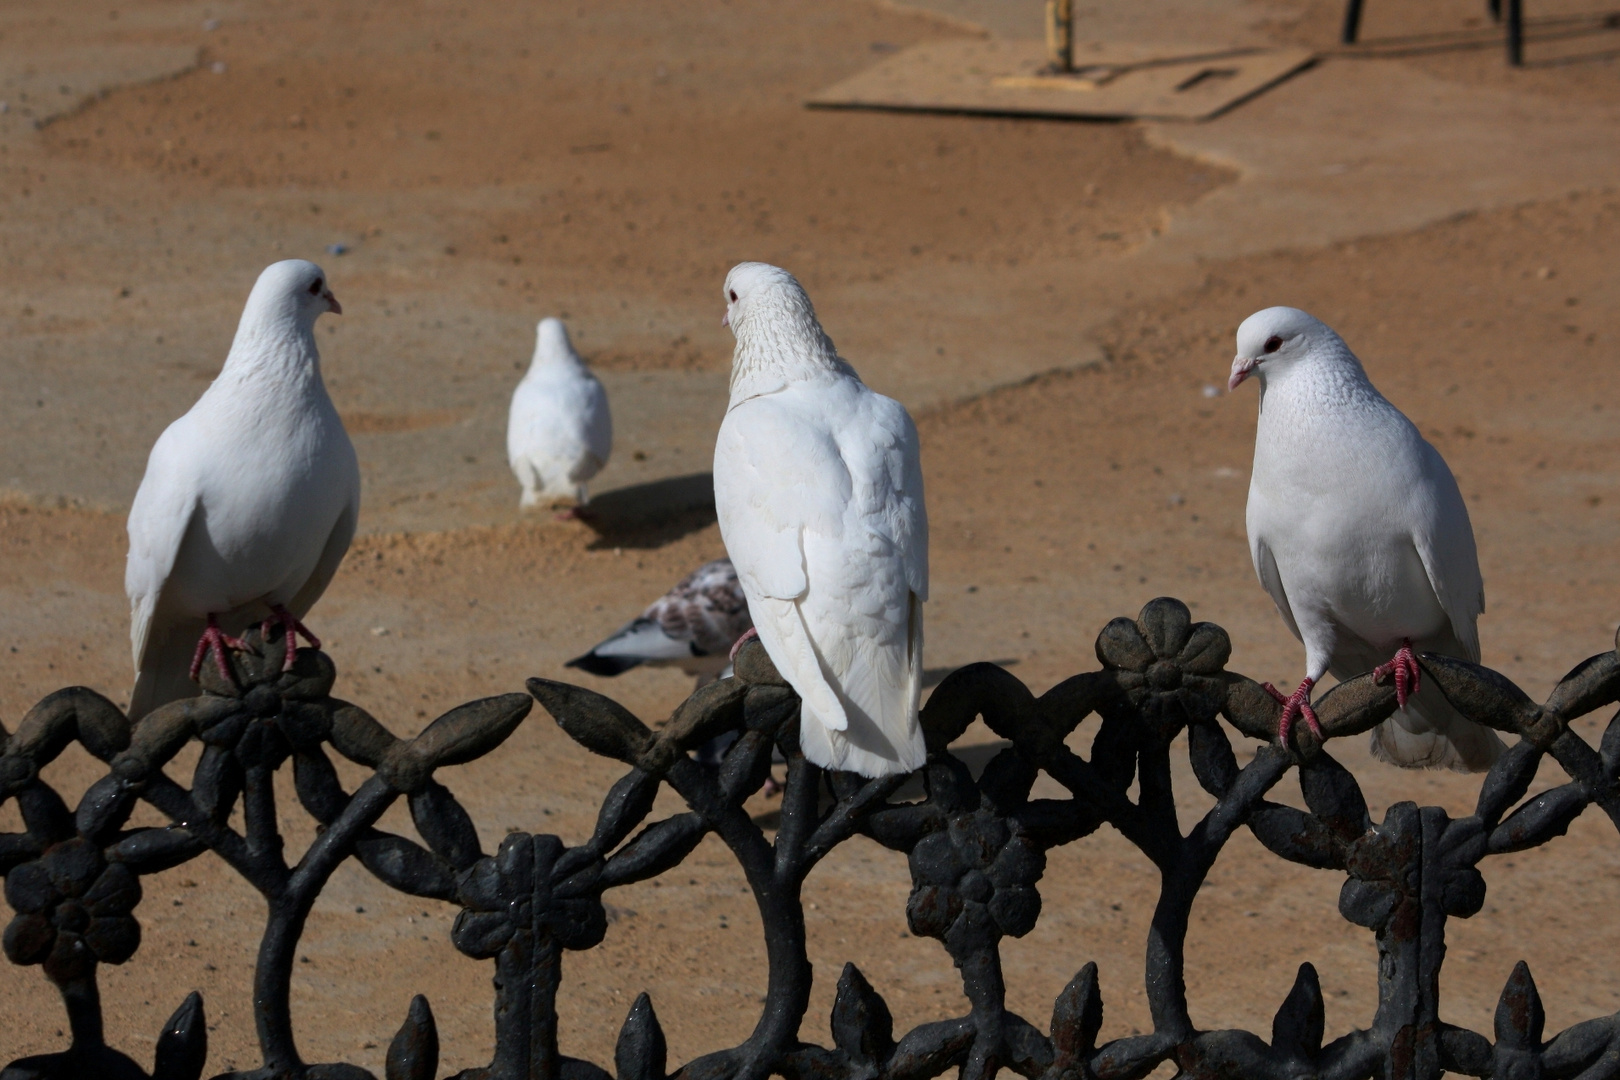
[1096, 597, 1230, 739]
[453, 832, 609, 958]
[3, 603, 1620, 1080]
[3, 838, 141, 980]
[905, 808, 1045, 955]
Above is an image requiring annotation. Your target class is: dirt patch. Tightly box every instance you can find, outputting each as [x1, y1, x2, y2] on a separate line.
[340, 408, 467, 434]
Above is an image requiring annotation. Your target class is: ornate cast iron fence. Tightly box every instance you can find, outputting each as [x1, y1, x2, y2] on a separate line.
[3, 597, 1620, 1079]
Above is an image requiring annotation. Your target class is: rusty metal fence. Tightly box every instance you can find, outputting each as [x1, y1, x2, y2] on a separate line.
[2, 596, 1618, 1079]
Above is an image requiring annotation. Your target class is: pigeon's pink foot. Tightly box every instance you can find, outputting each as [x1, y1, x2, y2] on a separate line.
[1262, 677, 1323, 746]
[1373, 640, 1421, 708]
[761, 773, 783, 799]
[261, 604, 320, 671]
[554, 506, 595, 522]
[729, 627, 760, 663]
[190, 615, 248, 683]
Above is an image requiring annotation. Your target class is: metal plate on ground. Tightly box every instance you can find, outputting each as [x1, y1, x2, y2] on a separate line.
[807, 39, 1315, 122]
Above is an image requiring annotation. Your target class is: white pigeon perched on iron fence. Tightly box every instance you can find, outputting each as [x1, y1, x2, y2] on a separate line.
[713, 262, 928, 778]
[1229, 305, 1504, 771]
[125, 259, 361, 720]
[566, 557, 752, 687]
[507, 317, 612, 515]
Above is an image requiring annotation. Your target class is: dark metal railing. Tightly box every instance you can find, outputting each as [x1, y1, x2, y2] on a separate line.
[3, 596, 1619, 1079]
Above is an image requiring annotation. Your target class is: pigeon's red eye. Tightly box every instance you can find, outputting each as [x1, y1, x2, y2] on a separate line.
[729, 290, 738, 302]
[1263, 335, 1282, 354]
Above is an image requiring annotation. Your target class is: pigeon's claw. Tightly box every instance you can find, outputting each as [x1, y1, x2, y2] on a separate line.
[262, 604, 320, 671]
[1373, 640, 1421, 709]
[190, 615, 249, 684]
[1264, 677, 1322, 747]
[729, 626, 760, 663]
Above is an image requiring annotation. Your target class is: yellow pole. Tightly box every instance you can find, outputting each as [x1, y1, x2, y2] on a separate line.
[1046, 0, 1073, 72]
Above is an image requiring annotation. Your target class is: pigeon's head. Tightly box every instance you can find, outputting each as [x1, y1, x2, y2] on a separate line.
[1229, 306, 1329, 391]
[534, 317, 580, 366]
[721, 262, 814, 337]
[247, 259, 342, 328]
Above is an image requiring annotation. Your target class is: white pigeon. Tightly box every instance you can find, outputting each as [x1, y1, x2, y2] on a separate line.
[507, 317, 612, 514]
[1230, 306, 1503, 771]
[566, 557, 752, 687]
[713, 262, 928, 778]
[126, 259, 361, 720]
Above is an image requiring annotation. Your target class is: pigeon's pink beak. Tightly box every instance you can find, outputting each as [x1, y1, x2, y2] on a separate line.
[1228, 355, 1256, 392]
[721, 308, 730, 328]
[324, 289, 342, 316]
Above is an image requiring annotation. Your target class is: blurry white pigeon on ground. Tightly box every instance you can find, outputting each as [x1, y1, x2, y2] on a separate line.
[566, 557, 752, 686]
[507, 317, 611, 516]
[713, 262, 928, 778]
[126, 259, 360, 720]
[1230, 306, 1503, 771]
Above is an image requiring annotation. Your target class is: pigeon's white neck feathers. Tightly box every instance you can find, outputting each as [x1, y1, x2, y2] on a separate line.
[1238, 307, 1381, 413]
[529, 317, 586, 373]
[724, 263, 852, 404]
[209, 260, 339, 414]
[217, 260, 332, 392]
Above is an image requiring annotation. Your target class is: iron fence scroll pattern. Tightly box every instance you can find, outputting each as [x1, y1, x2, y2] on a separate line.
[2, 596, 1620, 1079]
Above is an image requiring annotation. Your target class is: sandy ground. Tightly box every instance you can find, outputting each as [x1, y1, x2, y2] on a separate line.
[0, 0, 1618, 1075]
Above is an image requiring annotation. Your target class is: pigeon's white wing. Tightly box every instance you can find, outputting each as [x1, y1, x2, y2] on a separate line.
[125, 421, 203, 671]
[580, 373, 612, 475]
[1250, 534, 1303, 644]
[285, 492, 358, 619]
[715, 397, 848, 601]
[875, 395, 929, 602]
[715, 397, 849, 730]
[792, 389, 926, 774]
[573, 617, 704, 673]
[1408, 441, 1484, 663]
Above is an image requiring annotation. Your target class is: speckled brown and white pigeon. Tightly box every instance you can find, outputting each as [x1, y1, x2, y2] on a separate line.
[566, 558, 752, 686]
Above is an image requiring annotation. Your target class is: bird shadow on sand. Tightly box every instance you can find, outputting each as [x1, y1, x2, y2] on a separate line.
[578, 472, 717, 549]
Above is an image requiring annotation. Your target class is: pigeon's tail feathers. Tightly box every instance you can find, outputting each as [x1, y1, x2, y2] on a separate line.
[565, 651, 643, 677]
[519, 452, 596, 502]
[752, 593, 849, 732]
[568, 617, 699, 676]
[794, 592, 926, 779]
[128, 616, 206, 722]
[1368, 681, 1505, 773]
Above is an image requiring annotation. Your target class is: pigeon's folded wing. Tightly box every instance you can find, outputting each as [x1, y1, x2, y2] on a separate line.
[872, 396, 928, 602]
[714, 400, 847, 601]
[583, 376, 613, 467]
[715, 399, 849, 729]
[1250, 535, 1303, 643]
[125, 427, 202, 670]
[285, 494, 359, 619]
[1410, 443, 1484, 663]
